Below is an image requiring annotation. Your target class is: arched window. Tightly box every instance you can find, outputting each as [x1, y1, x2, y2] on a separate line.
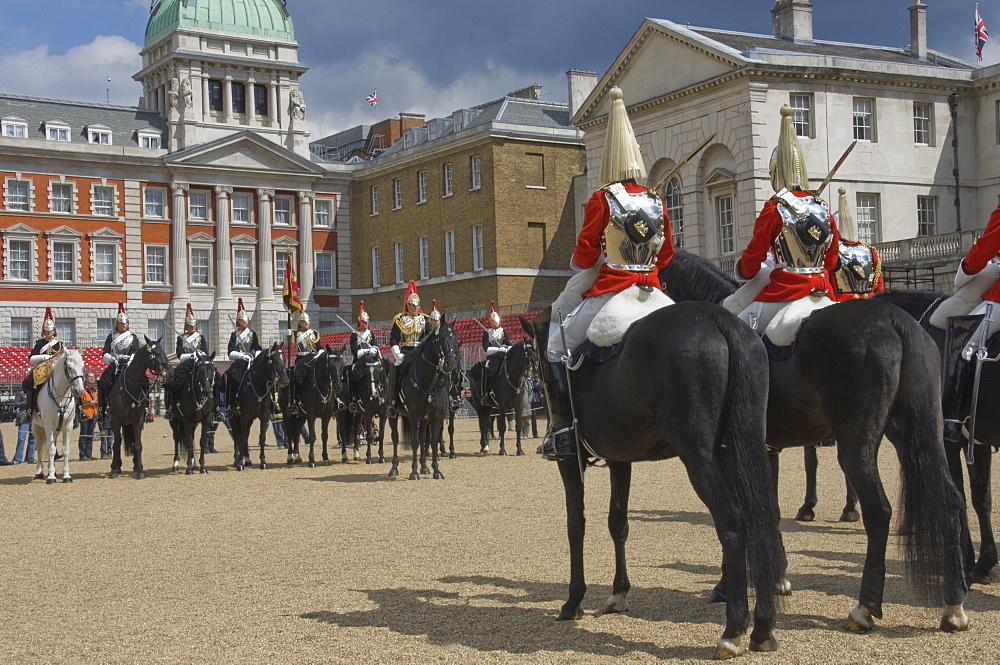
[664, 177, 684, 248]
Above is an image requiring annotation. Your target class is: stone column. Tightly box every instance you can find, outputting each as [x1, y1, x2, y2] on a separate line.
[268, 81, 279, 128]
[171, 182, 189, 306]
[247, 73, 256, 127]
[223, 74, 233, 124]
[257, 188, 274, 301]
[215, 186, 233, 303]
[298, 191, 314, 308]
[202, 75, 210, 116]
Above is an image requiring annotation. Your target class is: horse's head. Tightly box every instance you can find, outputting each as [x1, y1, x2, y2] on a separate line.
[324, 345, 344, 393]
[194, 352, 217, 399]
[520, 338, 539, 374]
[435, 319, 459, 374]
[64, 348, 86, 398]
[144, 335, 174, 381]
[519, 313, 547, 350]
[270, 342, 290, 388]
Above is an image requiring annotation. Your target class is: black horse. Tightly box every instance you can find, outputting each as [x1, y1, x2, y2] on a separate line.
[795, 442, 860, 523]
[229, 342, 289, 471]
[342, 351, 390, 464]
[659, 250, 970, 632]
[281, 346, 344, 468]
[873, 288, 999, 584]
[168, 351, 218, 475]
[106, 336, 173, 479]
[520, 304, 784, 659]
[388, 320, 458, 480]
[467, 341, 536, 456]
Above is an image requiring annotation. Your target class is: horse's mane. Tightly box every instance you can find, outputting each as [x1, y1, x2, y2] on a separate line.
[167, 353, 214, 389]
[872, 289, 945, 320]
[658, 250, 738, 304]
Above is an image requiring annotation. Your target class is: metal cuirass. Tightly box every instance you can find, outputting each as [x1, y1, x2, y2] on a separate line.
[601, 185, 665, 272]
[835, 241, 879, 296]
[771, 192, 833, 273]
[397, 314, 426, 347]
[235, 329, 255, 353]
[112, 331, 136, 355]
[296, 329, 319, 354]
[184, 332, 204, 352]
[357, 329, 373, 347]
[487, 327, 506, 347]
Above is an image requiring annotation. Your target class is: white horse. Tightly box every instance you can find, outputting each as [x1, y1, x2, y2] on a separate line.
[31, 349, 86, 484]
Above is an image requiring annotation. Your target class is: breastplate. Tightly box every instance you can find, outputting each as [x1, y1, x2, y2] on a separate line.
[771, 194, 833, 273]
[357, 329, 373, 347]
[235, 329, 254, 353]
[185, 333, 204, 351]
[112, 332, 135, 355]
[398, 314, 425, 346]
[835, 242, 879, 295]
[296, 329, 318, 353]
[487, 328, 506, 347]
[601, 186, 664, 272]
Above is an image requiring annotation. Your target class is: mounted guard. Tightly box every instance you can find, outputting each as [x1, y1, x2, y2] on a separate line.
[348, 300, 381, 414]
[288, 311, 321, 416]
[22, 307, 66, 414]
[97, 302, 142, 419]
[541, 86, 674, 460]
[164, 303, 212, 421]
[483, 301, 510, 379]
[831, 187, 883, 302]
[386, 280, 430, 417]
[225, 298, 262, 414]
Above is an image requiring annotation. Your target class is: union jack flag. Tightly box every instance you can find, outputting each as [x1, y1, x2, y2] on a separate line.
[976, 5, 989, 63]
[366, 90, 378, 106]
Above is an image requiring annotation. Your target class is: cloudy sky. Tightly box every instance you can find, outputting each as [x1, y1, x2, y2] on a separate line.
[0, 0, 992, 139]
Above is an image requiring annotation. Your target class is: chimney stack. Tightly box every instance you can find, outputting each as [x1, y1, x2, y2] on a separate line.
[566, 70, 598, 118]
[910, 1, 928, 60]
[771, 0, 813, 44]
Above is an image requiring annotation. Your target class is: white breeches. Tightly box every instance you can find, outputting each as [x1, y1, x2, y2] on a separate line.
[546, 293, 614, 362]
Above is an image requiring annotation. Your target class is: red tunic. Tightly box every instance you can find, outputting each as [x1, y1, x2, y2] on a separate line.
[831, 244, 885, 302]
[962, 202, 1000, 303]
[737, 191, 840, 302]
[574, 182, 674, 298]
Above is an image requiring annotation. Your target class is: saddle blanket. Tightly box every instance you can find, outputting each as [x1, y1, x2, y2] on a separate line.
[763, 295, 835, 347]
[586, 286, 674, 348]
[31, 350, 63, 388]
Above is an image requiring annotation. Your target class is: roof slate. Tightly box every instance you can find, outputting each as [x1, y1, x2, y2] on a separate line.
[0, 93, 166, 146]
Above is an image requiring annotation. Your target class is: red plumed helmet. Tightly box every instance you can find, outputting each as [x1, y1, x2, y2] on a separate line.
[404, 280, 421, 310]
[489, 300, 500, 326]
[357, 300, 369, 327]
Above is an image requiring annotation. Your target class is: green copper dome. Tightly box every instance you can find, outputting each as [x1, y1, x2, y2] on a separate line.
[145, 0, 295, 48]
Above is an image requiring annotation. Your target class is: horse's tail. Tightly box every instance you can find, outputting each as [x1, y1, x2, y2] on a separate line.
[890, 307, 967, 604]
[715, 311, 784, 617]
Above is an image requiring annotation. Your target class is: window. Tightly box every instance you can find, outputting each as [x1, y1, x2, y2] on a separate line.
[234, 248, 253, 286]
[97, 318, 113, 344]
[917, 196, 937, 236]
[417, 171, 427, 203]
[93, 243, 116, 283]
[472, 224, 484, 271]
[232, 82, 246, 114]
[315, 252, 334, 289]
[914, 103, 933, 145]
[148, 319, 166, 342]
[52, 242, 74, 281]
[470, 155, 481, 190]
[208, 80, 223, 112]
[789, 93, 812, 138]
[12, 318, 32, 347]
[58, 320, 76, 346]
[393, 178, 402, 209]
[254, 84, 268, 116]
[145, 245, 166, 283]
[89, 128, 112, 145]
[140, 132, 161, 149]
[371, 247, 381, 287]
[856, 194, 881, 244]
[716, 195, 735, 255]
[190, 247, 211, 285]
[232, 193, 250, 223]
[444, 230, 456, 275]
[443, 163, 454, 197]
[525, 153, 545, 188]
[9, 240, 31, 280]
[50, 183, 72, 213]
[314, 198, 331, 227]
[2, 119, 27, 137]
[92, 185, 115, 216]
[419, 236, 429, 280]
[370, 185, 379, 215]
[46, 123, 70, 142]
[274, 196, 292, 225]
[853, 97, 875, 142]
[6, 179, 29, 211]
[144, 187, 166, 218]
[188, 191, 208, 220]
[275, 250, 290, 287]
[665, 177, 684, 249]
[394, 242, 404, 284]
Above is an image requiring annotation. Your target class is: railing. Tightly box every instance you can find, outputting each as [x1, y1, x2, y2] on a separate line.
[717, 255, 737, 274]
[874, 229, 982, 267]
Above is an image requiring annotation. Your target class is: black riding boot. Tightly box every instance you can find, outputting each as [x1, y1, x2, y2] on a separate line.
[386, 363, 400, 417]
[163, 387, 173, 420]
[288, 382, 299, 416]
[26, 386, 35, 414]
[539, 360, 578, 461]
[943, 315, 981, 444]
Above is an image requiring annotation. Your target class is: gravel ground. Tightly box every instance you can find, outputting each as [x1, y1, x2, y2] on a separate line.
[0, 417, 997, 664]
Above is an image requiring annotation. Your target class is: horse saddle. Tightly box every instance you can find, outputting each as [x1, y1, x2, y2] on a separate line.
[586, 285, 673, 348]
[762, 295, 835, 347]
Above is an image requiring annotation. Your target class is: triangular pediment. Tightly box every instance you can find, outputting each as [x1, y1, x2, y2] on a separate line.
[186, 232, 215, 243]
[47, 225, 84, 238]
[167, 131, 322, 175]
[4, 222, 39, 235]
[575, 19, 746, 126]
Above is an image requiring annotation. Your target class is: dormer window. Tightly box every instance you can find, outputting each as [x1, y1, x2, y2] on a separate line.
[87, 124, 113, 145]
[1, 116, 28, 138]
[45, 120, 71, 142]
[137, 129, 162, 149]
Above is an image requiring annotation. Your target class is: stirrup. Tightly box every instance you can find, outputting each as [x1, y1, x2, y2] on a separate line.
[348, 401, 358, 414]
[541, 426, 577, 461]
[163, 409, 173, 421]
[386, 403, 397, 418]
[944, 419, 966, 444]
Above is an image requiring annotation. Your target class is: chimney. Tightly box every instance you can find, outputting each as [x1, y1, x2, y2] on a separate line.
[566, 69, 598, 118]
[910, 1, 927, 60]
[771, 0, 813, 44]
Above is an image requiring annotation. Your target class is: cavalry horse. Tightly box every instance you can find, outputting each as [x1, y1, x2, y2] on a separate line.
[467, 340, 536, 456]
[342, 350, 390, 464]
[106, 337, 173, 479]
[388, 320, 458, 480]
[31, 348, 86, 484]
[520, 303, 784, 659]
[873, 288, 1000, 584]
[168, 351, 218, 475]
[659, 250, 970, 633]
[281, 345, 344, 467]
[229, 342, 288, 471]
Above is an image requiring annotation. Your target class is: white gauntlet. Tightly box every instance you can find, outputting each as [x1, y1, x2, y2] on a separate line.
[29, 354, 47, 366]
[103, 353, 114, 364]
[392, 345, 403, 366]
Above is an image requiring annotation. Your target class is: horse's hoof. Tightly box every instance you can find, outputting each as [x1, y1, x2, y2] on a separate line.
[480, 447, 490, 455]
[845, 605, 874, 632]
[46, 478, 55, 485]
[108, 472, 119, 479]
[840, 509, 861, 523]
[408, 473, 420, 480]
[34, 473, 44, 480]
[327, 460, 334, 466]
[795, 507, 815, 522]
[366, 459, 374, 465]
[516, 449, 525, 456]
[172, 463, 180, 472]
[62, 477, 72, 483]
[136, 472, 146, 480]
[388, 469, 398, 478]
[378, 457, 385, 464]
[556, 606, 583, 621]
[707, 587, 726, 604]
[185, 469, 192, 476]
[308, 461, 317, 468]
[777, 577, 792, 596]
[420, 467, 430, 476]
[600, 593, 629, 614]
[940, 605, 970, 632]
[714, 635, 746, 660]
[433, 472, 444, 480]
[499, 449, 508, 456]
[449, 453, 456, 459]
[749, 634, 778, 653]
[260, 463, 268, 470]
[200, 468, 208, 475]
[235, 465, 244, 472]
[972, 569, 993, 585]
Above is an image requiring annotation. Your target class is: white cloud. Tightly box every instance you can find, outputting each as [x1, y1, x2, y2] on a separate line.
[0, 35, 142, 106]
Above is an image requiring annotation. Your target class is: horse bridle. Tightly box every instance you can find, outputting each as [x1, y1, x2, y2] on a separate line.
[244, 347, 285, 404]
[182, 353, 215, 415]
[117, 344, 168, 408]
[303, 350, 338, 405]
[409, 327, 455, 400]
[43, 352, 85, 431]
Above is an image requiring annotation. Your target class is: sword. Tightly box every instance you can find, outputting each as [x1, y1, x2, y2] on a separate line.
[469, 316, 489, 333]
[651, 133, 717, 193]
[335, 314, 357, 331]
[965, 302, 1000, 465]
[814, 140, 858, 198]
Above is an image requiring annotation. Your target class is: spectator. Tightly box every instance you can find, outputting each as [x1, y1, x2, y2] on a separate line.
[78, 371, 98, 460]
[0, 427, 10, 465]
[99, 413, 113, 460]
[11, 390, 36, 465]
[271, 389, 287, 448]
